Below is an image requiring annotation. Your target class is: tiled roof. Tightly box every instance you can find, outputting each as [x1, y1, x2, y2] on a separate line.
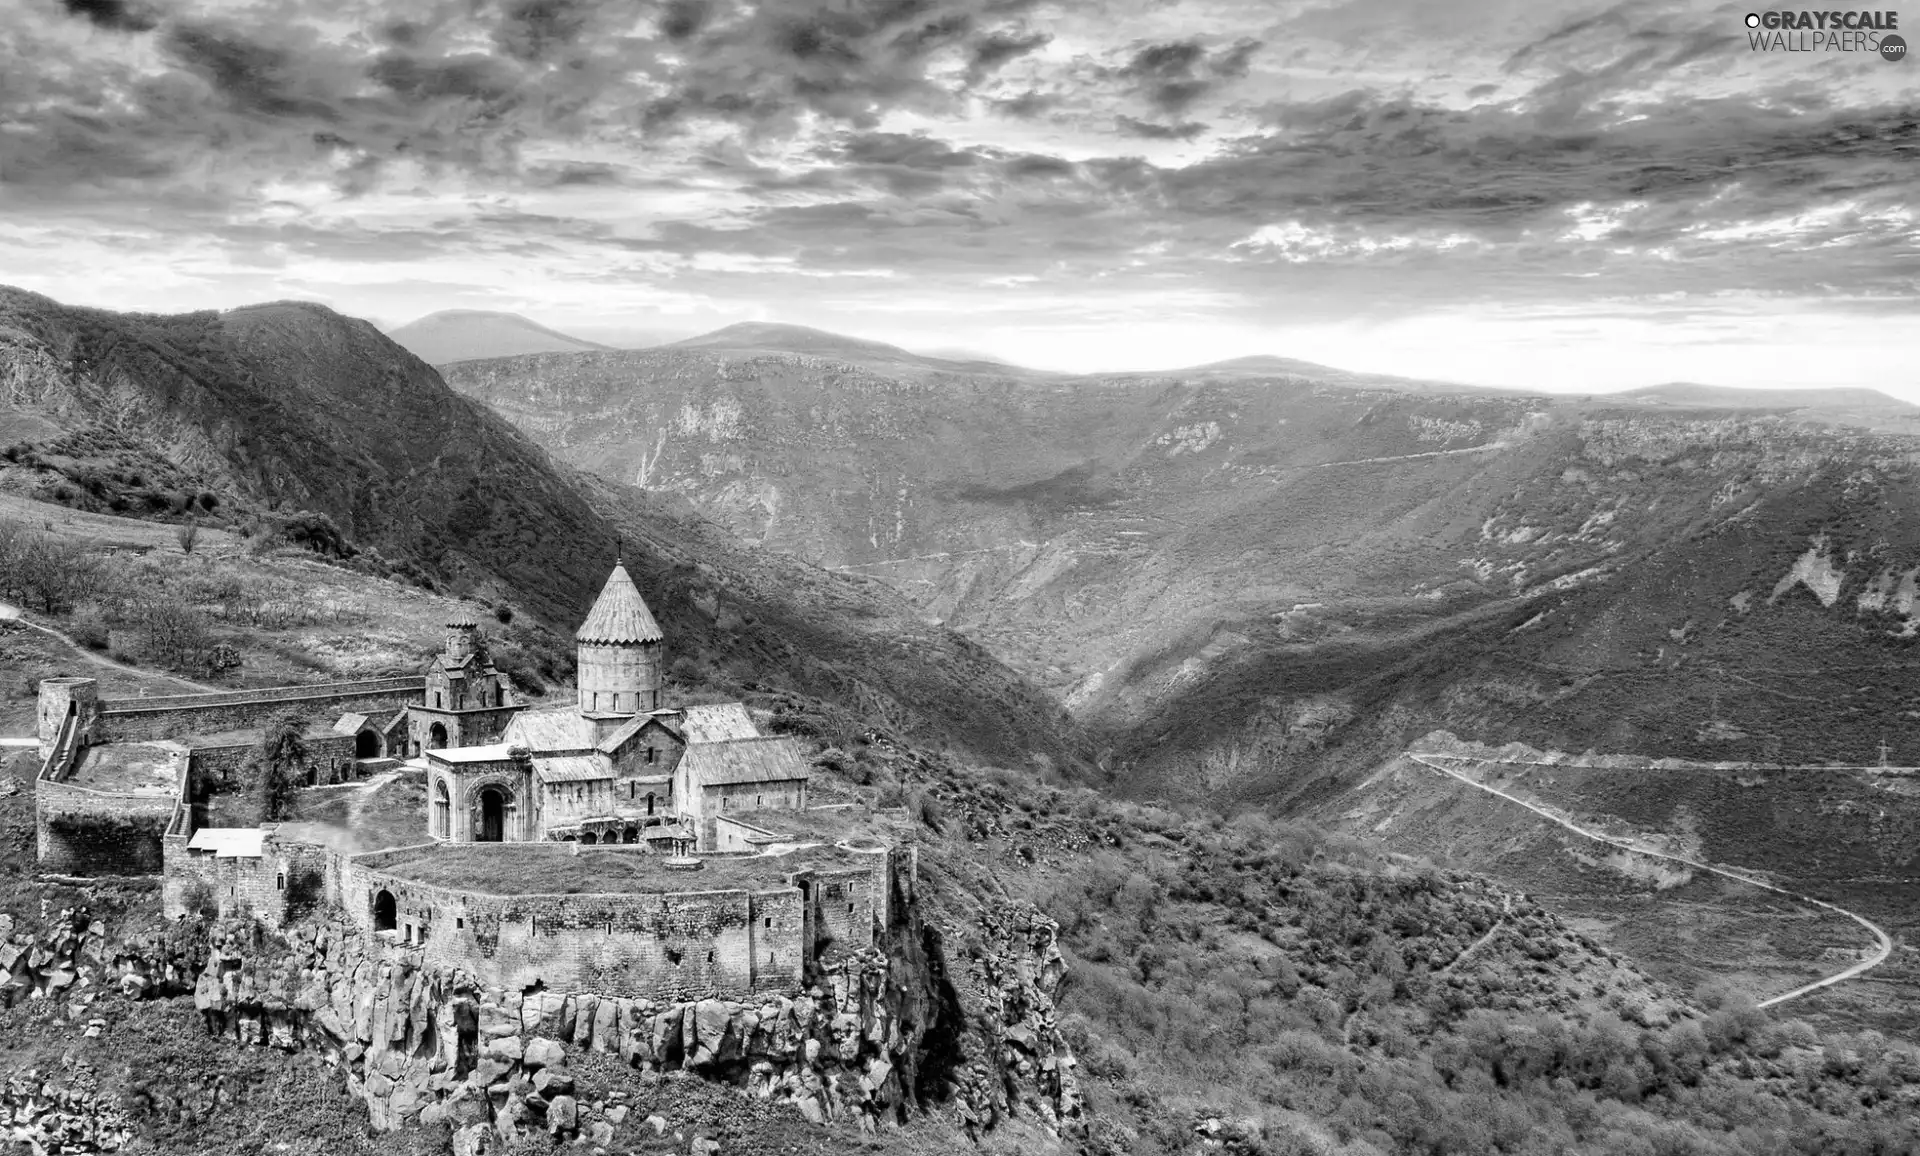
[503, 707, 596, 752]
[534, 754, 609, 784]
[332, 712, 368, 736]
[596, 716, 648, 756]
[680, 736, 810, 787]
[677, 702, 759, 743]
[576, 564, 663, 645]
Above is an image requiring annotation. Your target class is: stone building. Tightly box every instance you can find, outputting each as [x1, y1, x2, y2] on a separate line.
[422, 562, 812, 852]
[406, 616, 522, 757]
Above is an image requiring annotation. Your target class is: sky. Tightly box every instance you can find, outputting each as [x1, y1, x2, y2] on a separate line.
[0, 0, 1915, 395]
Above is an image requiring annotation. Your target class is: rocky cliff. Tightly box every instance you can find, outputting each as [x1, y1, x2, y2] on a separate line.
[0, 889, 1078, 1152]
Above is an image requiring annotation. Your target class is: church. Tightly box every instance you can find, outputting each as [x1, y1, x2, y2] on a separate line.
[418, 561, 812, 852]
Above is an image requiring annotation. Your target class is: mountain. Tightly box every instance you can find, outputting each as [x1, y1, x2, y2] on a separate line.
[385, 309, 614, 364]
[667, 321, 1051, 377]
[437, 341, 1920, 785]
[1609, 383, 1920, 431]
[0, 286, 1083, 770]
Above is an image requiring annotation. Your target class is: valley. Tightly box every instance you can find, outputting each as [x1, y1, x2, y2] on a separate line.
[0, 292, 1914, 1155]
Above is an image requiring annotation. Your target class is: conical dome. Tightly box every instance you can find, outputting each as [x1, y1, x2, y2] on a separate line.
[575, 564, 663, 645]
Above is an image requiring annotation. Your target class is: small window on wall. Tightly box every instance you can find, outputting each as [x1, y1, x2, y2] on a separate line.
[706, 950, 714, 964]
[276, 873, 286, 891]
[645, 747, 656, 764]
[612, 693, 620, 712]
[456, 917, 465, 929]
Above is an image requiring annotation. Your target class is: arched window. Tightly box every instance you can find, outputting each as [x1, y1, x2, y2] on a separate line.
[612, 693, 620, 712]
[372, 890, 397, 932]
[646, 793, 655, 816]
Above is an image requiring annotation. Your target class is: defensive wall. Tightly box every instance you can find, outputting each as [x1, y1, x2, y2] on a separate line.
[88, 676, 426, 746]
[160, 836, 902, 1002]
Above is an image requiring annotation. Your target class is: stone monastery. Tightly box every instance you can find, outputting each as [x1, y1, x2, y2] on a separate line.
[32, 562, 903, 1000]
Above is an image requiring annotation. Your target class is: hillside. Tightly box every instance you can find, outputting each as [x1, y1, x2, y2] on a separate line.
[383, 310, 613, 365]
[0, 287, 1083, 771]
[438, 343, 1920, 799]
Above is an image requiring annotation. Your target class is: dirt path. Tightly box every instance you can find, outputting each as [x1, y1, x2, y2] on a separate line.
[1311, 442, 1508, 468]
[1409, 751, 1894, 1009]
[1438, 892, 1513, 977]
[0, 600, 215, 694]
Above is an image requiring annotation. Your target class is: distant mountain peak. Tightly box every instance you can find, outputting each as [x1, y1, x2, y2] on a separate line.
[669, 322, 915, 358]
[386, 309, 612, 365]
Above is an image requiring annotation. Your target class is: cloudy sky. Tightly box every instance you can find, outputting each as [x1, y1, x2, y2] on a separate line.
[1, 0, 1915, 393]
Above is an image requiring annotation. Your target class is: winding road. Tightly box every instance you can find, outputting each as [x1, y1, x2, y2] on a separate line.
[1408, 752, 1894, 1009]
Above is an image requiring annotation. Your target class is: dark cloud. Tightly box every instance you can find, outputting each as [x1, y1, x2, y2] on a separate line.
[968, 29, 1049, 77]
[368, 53, 521, 104]
[162, 20, 336, 120]
[1116, 115, 1206, 141]
[1114, 36, 1262, 114]
[58, 0, 156, 33]
[659, 0, 711, 41]
[492, 0, 593, 63]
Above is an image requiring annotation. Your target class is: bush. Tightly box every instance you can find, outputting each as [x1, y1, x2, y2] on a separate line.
[176, 520, 198, 555]
[493, 602, 514, 625]
[70, 606, 109, 651]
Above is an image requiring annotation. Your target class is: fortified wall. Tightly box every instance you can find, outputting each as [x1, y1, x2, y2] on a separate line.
[161, 834, 905, 1002]
[39, 676, 427, 757]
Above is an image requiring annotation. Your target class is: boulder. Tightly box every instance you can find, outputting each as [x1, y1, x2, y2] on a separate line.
[532, 1066, 575, 1097]
[522, 1037, 565, 1071]
[546, 1094, 578, 1133]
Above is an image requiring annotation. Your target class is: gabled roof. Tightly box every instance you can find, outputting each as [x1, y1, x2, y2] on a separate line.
[503, 707, 595, 752]
[576, 563, 663, 645]
[678, 703, 759, 743]
[333, 712, 368, 736]
[534, 754, 609, 784]
[680, 735, 811, 787]
[596, 715, 653, 756]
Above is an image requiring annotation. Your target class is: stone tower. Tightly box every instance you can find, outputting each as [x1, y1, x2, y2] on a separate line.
[37, 677, 99, 761]
[576, 561, 664, 717]
[444, 616, 481, 665]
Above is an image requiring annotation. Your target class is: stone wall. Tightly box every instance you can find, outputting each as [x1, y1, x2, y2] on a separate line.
[37, 777, 178, 875]
[331, 849, 810, 1000]
[93, 680, 424, 747]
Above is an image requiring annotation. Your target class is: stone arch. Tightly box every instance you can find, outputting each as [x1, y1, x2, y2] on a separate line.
[476, 785, 510, 842]
[428, 722, 449, 751]
[373, 889, 397, 932]
[433, 780, 451, 839]
[580, 832, 598, 845]
[355, 730, 382, 759]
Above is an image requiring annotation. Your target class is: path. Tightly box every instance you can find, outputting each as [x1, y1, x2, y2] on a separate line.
[0, 599, 215, 693]
[1310, 442, 1507, 469]
[1408, 752, 1894, 1009]
[1437, 892, 1514, 977]
[347, 768, 404, 829]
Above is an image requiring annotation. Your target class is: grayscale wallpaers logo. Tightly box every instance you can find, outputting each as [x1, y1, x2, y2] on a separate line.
[1745, 10, 1906, 57]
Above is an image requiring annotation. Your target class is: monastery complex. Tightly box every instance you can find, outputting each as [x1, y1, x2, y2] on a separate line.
[30, 562, 904, 1000]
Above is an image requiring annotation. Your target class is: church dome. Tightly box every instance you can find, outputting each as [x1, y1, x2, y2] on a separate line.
[576, 563, 663, 645]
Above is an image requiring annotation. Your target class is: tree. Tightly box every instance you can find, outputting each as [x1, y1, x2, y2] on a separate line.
[256, 711, 311, 820]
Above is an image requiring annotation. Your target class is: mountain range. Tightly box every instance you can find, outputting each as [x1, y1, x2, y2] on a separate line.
[432, 322, 1920, 793]
[0, 287, 1081, 770]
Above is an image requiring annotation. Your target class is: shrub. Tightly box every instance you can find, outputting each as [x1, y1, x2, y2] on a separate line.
[196, 491, 219, 511]
[493, 602, 514, 625]
[176, 520, 198, 555]
[70, 606, 110, 651]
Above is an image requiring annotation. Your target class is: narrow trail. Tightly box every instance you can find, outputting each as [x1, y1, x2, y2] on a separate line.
[0, 600, 215, 694]
[1309, 442, 1508, 469]
[1408, 752, 1894, 1009]
[1437, 893, 1514, 977]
